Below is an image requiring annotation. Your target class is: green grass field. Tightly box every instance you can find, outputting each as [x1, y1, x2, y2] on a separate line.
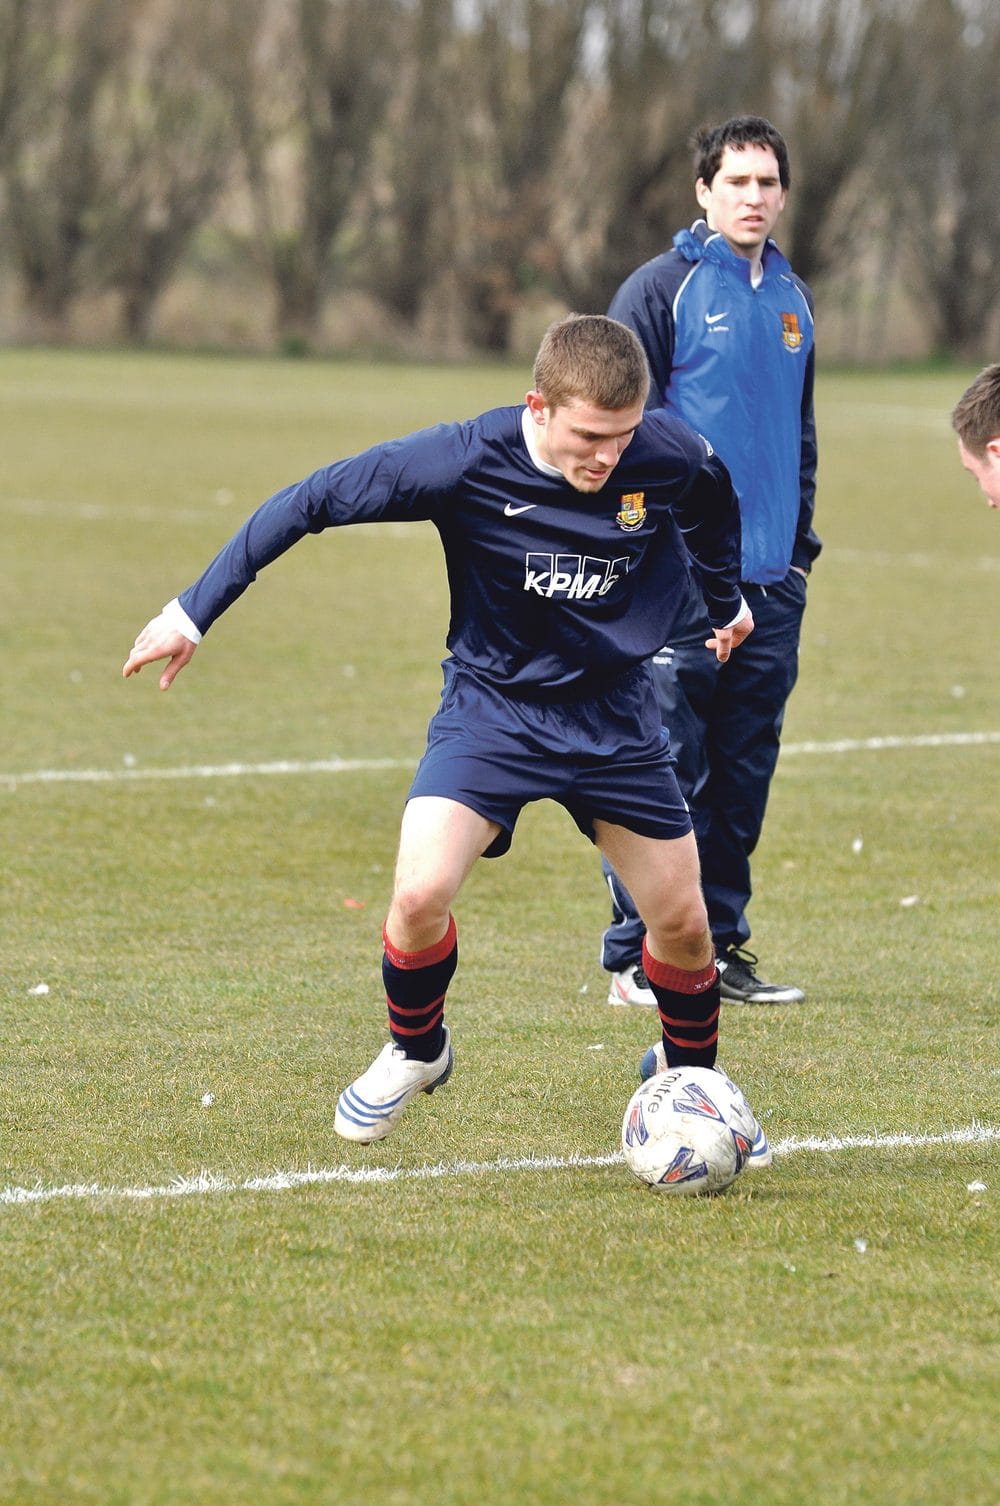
[1, 348, 998, 1506]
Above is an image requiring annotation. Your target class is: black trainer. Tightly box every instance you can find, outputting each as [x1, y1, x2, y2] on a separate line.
[716, 945, 805, 1005]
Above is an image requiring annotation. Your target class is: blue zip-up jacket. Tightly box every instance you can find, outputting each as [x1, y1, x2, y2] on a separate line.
[608, 219, 819, 584]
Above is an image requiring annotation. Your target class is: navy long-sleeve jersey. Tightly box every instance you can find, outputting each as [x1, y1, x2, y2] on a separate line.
[179, 404, 742, 703]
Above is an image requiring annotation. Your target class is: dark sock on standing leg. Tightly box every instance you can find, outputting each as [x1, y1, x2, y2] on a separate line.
[641, 939, 720, 1069]
[382, 916, 457, 1062]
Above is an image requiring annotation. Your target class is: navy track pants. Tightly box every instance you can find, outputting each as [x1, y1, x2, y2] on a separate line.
[601, 566, 807, 971]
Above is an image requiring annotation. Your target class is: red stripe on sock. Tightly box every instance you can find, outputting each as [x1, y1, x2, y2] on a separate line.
[383, 915, 457, 970]
[662, 1023, 720, 1048]
[387, 992, 447, 1017]
[641, 940, 718, 995]
[657, 1007, 720, 1030]
[387, 1008, 445, 1038]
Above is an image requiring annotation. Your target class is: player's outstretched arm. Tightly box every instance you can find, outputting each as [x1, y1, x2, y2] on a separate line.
[122, 614, 197, 691]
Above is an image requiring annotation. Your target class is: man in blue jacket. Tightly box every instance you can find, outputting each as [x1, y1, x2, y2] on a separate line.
[601, 116, 820, 1011]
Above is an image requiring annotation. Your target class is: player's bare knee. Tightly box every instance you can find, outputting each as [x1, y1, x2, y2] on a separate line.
[387, 881, 451, 943]
[645, 900, 710, 961]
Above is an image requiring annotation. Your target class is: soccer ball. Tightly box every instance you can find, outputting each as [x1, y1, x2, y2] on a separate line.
[621, 1065, 757, 1195]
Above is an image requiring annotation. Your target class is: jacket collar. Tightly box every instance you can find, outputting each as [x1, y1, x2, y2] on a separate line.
[672, 218, 791, 282]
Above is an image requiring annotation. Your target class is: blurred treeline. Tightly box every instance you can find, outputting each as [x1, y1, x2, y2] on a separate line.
[0, 0, 997, 362]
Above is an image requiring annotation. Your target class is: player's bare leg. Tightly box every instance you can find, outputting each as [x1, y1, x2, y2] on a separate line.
[594, 823, 712, 972]
[595, 822, 718, 1069]
[387, 796, 501, 951]
[335, 797, 501, 1143]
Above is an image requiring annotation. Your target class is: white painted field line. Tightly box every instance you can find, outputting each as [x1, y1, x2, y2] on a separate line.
[780, 730, 1000, 756]
[2, 1124, 996, 1210]
[4, 731, 999, 791]
[1, 757, 413, 788]
[5, 496, 224, 526]
[823, 544, 1000, 573]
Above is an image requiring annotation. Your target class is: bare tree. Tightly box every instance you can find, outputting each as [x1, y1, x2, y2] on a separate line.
[88, 2, 237, 341]
[890, 0, 1000, 356]
[0, 0, 32, 152]
[447, 0, 591, 351]
[0, 0, 995, 360]
[552, 0, 715, 312]
[763, 0, 905, 285]
[360, 0, 459, 327]
[0, 0, 128, 337]
[219, 0, 400, 348]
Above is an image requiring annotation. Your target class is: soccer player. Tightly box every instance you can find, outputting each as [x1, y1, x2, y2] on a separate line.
[600, 115, 820, 1011]
[123, 313, 769, 1162]
[951, 363, 1000, 509]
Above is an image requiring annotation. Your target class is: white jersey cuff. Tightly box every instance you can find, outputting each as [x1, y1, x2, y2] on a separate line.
[721, 594, 750, 631]
[161, 597, 202, 644]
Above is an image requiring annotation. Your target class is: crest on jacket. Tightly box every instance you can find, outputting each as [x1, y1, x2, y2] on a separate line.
[616, 492, 646, 531]
[781, 312, 803, 351]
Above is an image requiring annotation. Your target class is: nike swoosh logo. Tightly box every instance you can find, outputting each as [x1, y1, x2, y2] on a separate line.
[705, 311, 728, 325]
[504, 503, 537, 516]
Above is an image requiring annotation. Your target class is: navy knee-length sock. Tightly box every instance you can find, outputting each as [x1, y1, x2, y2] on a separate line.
[382, 916, 457, 1062]
[641, 938, 720, 1069]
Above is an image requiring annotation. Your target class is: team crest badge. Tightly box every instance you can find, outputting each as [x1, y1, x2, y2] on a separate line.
[616, 492, 646, 531]
[781, 312, 803, 351]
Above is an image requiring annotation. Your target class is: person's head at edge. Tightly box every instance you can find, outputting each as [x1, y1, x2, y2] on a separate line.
[951, 363, 1000, 509]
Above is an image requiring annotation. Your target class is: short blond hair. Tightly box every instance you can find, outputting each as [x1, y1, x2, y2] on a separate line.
[951, 364, 1000, 456]
[533, 314, 650, 413]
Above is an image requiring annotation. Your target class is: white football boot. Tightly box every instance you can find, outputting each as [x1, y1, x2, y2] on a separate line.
[335, 1028, 453, 1143]
[607, 963, 658, 1007]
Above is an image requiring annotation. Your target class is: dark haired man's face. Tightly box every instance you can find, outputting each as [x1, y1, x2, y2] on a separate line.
[696, 144, 786, 259]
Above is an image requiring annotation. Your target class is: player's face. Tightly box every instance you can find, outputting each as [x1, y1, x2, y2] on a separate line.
[526, 393, 646, 493]
[696, 143, 787, 260]
[957, 437, 1000, 508]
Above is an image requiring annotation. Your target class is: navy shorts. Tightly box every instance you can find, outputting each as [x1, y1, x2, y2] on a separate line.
[408, 659, 692, 858]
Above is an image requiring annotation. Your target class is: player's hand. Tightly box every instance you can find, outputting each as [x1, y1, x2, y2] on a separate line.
[705, 606, 754, 663]
[122, 615, 197, 690]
